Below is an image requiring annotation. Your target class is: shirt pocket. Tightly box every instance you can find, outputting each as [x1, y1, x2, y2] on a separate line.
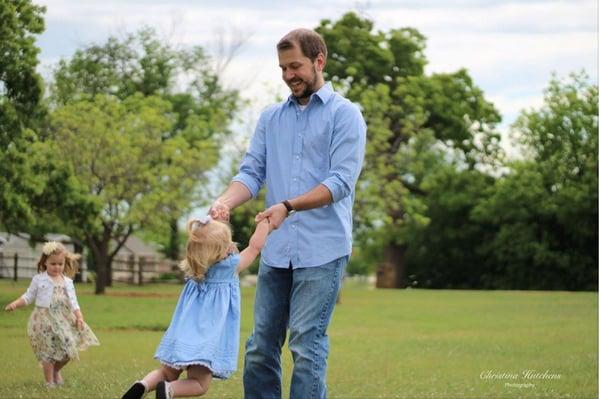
[303, 122, 332, 172]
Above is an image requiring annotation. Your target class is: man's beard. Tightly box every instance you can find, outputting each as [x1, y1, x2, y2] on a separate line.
[289, 66, 318, 101]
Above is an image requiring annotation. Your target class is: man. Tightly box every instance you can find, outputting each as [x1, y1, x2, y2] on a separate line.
[211, 28, 366, 398]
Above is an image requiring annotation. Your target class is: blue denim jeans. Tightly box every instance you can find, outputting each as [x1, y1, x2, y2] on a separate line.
[243, 256, 348, 399]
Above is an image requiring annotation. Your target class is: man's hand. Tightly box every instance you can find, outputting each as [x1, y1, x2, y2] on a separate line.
[255, 203, 288, 230]
[209, 199, 230, 221]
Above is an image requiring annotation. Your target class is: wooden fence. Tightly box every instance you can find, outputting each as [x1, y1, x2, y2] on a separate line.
[0, 252, 180, 285]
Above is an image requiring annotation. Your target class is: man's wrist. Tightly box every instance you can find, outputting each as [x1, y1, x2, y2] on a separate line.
[281, 200, 296, 217]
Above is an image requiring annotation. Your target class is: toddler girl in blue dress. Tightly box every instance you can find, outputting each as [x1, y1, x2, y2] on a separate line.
[122, 216, 270, 399]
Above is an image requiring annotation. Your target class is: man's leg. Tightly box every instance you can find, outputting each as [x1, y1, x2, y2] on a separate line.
[288, 256, 348, 399]
[243, 261, 292, 399]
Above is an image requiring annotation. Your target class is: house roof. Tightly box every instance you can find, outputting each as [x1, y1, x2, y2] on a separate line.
[115, 235, 162, 258]
[0, 232, 161, 259]
[0, 232, 74, 254]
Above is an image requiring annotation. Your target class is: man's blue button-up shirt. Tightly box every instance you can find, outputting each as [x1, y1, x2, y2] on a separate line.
[233, 82, 366, 269]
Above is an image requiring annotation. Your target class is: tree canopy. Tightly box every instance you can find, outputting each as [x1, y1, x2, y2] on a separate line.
[46, 29, 240, 293]
[0, 0, 47, 230]
[472, 73, 598, 290]
[317, 12, 502, 287]
[0, 0, 96, 239]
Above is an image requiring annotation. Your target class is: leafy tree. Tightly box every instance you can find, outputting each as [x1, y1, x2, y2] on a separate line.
[0, 0, 97, 242]
[404, 164, 496, 288]
[0, 0, 46, 230]
[316, 13, 501, 287]
[49, 94, 220, 293]
[473, 73, 598, 290]
[47, 29, 240, 290]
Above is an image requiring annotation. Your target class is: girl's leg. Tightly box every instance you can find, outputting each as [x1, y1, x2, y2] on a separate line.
[168, 365, 212, 397]
[41, 361, 54, 385]
[123, 365, 182, 399]
[54, 358, 69, 384]
[141, 364, 182, 391]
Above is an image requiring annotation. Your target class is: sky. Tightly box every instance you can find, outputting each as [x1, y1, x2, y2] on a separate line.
[35, 0, 598, 140]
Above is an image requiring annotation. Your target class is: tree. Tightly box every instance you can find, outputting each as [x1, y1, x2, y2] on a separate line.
[404, 163, 496, 288]
[46, 29, 240, 291]
[316, 12, 501, 287]
[0, 0, 46, 230]
[49, 94, 220, 293]
[473, 73, 598, 290]
[0, 0, 97, 242]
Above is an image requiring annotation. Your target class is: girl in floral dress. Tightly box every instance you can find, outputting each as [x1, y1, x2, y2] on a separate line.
[4, 241, 99, 387]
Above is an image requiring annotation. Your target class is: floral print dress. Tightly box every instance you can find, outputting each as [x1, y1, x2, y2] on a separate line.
[27, 283, 99, 363]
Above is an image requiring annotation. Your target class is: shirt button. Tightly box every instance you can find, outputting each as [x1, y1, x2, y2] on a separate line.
[293, 177, 297, 181]
[296, 156, 300, 160]
[292, 224, 296, 229]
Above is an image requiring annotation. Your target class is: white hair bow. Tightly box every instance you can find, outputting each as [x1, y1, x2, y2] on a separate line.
[42, 241, 61, 255]
[191, 215, 212, 231]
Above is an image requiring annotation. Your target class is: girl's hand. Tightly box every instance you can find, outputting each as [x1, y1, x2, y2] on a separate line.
[4, 302, 16, 311]
[75, 317, 84, 330]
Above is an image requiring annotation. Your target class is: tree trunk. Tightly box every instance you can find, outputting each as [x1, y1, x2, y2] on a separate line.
[73, 241, 83, 283]
[88, 237, 110, 295]
[107, 260, 113, 287]
[166, 217, 179, 260]
[94, 251, 108, 294]
[88, 224, 133, 294]
[376, 243, 407, 288]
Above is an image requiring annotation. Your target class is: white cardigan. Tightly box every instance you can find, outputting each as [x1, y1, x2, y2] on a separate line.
[21, 271, 80, 311]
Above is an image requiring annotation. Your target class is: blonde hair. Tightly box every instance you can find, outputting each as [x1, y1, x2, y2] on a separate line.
[37, 241, 81, 278]
[179, 219, 235, 280]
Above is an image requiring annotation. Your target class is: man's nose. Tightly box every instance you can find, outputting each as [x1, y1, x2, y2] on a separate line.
[283, 70, 295, 81]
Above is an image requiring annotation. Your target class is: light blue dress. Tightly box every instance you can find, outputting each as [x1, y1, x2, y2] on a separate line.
[154, 253, 240, 379]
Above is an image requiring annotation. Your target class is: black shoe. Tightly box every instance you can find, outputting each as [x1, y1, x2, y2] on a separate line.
[122, 381, 146, 399]
[156, 381, 172, 399]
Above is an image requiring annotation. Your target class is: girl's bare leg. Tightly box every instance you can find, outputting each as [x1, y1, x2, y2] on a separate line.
[142, 365, 182, 391]
[169, 365, 212, 397]
[54, 358, 69, 384]
[41, 361, 54, 385]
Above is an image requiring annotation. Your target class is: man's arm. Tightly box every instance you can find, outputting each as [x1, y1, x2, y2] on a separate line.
[210, 182, 254, 221]
[211, 111, 268, 221]
[255, 184, 333, 229]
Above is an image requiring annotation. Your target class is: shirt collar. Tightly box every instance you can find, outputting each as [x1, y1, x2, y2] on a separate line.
[286, 82, 334, 107]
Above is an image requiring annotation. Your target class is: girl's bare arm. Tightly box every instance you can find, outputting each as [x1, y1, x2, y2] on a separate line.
[237, 219, 271, 273]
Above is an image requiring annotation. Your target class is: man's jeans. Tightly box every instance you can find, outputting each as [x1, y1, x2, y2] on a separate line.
[243, 256, 348, 399]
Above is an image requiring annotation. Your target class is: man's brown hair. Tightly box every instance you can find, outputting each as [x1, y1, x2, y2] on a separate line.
[277, 28, 327, 62]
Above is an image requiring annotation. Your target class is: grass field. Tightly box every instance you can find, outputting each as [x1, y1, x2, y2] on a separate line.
[0, 278, 597, 399]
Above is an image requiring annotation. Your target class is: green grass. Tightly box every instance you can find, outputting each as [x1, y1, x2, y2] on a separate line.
[0, 279, 597, 398]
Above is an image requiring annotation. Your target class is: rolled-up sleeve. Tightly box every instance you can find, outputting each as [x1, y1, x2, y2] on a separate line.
[21, 276, 38, 305]
[322, 102, 366, 202]
[232, 112, 267, 198]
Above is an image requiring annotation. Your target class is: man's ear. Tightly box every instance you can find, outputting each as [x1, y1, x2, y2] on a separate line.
[315, 52, 326, 72]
